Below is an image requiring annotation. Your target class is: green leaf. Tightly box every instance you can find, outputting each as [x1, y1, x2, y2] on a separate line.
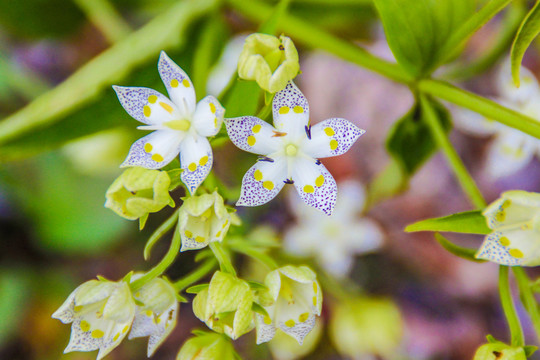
[434, 233, 484, 263]
[511, 0, 540, 87]
[251, 302, 270, 318]
[373, 0, 474, 77]
[405, 210, 491, 234]
[524, 345, 538, 357]
[0, 270, 31, 347]
[186, 283, 210, 294]
[386, 99, 451, 176]
[221, 79, 261, 118]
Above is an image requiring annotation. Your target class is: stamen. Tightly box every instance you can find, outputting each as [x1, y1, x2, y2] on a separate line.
[272, 131, 287, 137]
[279, 44, 285, 51]
[305, 124, 312, 139]
[285, 144, 297, 156]
[164, 119, 190, 131]
[258, 156, 275, 163]
[284, 179, 294, 184]
[315, 159, 321, 165]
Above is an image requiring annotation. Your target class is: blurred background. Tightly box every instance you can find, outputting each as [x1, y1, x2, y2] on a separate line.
[1, 0, 540, 359]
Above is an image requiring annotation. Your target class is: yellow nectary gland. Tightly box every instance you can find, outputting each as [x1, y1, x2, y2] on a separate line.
[285, 144, 297, 156]
[165, 119, 191, 131]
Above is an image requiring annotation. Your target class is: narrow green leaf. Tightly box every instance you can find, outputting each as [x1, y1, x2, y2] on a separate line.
[434, 233, 485, 263]
[405, 210, 490, 234]
[511, 0, 540, 87]
[186, 283, 210, 294]
[259, 0, 291, 35]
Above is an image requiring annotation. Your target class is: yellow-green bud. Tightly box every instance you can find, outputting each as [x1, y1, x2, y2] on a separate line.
[176, 332, 238, 360]
[329, 297, 403, 358]
[105, 167, 174, 221]
[473, 343, 527, 360]
[238, 33, 299, 93]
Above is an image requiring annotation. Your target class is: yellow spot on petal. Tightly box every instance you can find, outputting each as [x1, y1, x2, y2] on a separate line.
[185, 230, 193, 238]
[299, 312, 309, 322]
[160, 101, 174, 114]
[293, 105, 303, 113]
[216, 231, 221, 237]
[182, 79, 190, 87]
[113, 333, 120, 342]
[122, 325, 129, 333]
[144, 143, 153, 153]
[279, 106, 289, 114]
[252, 124, 262, 133]
[510, 248, 524, 258]
[502, 199, 512, 208]
[152, 154, 164, 162]
[312, 296, 317, 306]
[254, 170, 263, 181]
[209, 102, 216, 113]
[324, 127, 335, 136]
[222, 220, 229, 228]
[263, 181, 274, 190]
[91, 329, 104, 339]
[330, 139, 338, 150]
[500, 236, 510, 246]
[156, 317, 162, 324]
[188, 163, 197, 172]
[146, 310, 153, 317]
[143, 105, 151, 117]
[199, 156, 209, 166]
[264, 316, 272, 325]
[214, 118, 218, 128]
[171, 79, 179, 88]
[285, 319, 296, 327]
[313, 282, 318, 294]
[80, 320, 90, 332]
[496, 211, 506, 222]
[148, 95, 158, 104]
[247, 135, 256, 146]
[195, 236, 205, 243]
[74, 305, 83, 312]
[304, 185, 315, 193]
[315, 175, 324, 187]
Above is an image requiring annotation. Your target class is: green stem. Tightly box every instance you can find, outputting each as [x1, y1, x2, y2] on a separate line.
[173, 258, 217, 291]
[210, 242, 236, 276]
[229, 243, 278, 270]
[73, 0, 132, 44]
[419, 95, 486, 209]
[131, 222, 182, 291]
[143, 208, 180, 261]
[512, 267, 540, 343]
[499, 265, 525, 347]
[256, 101, 273, 121]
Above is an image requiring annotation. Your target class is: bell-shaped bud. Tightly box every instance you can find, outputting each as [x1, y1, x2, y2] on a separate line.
[238, 33, 299, 93]
[176, 331, 239, 360]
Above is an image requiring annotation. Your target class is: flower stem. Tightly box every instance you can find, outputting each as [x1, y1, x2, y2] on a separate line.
[499, 265, 525, 347]
[144, 208, 180, 261]
[174, 258, 217, 291]
[419, 95, 486, 209]
[73, 0, 131, 44]
[210, 242, 236, 276]
[512, 267, 540, 343]
[228, 243, 278, 270]
[131, 222, 181, 291]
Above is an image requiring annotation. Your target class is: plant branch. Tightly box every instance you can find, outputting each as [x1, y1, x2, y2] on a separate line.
[144, 208, 180, 261]
[73, 0, 131, 44]
[174, 258, 217, 291]
[210, 242, 236, 276]
[512, 267, 540, 343]
[499, 265, 525, 347]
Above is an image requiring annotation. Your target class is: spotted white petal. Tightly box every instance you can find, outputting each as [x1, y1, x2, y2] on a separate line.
[476, 229, 540, 266]
[158, 51, 196, 116]
[129, 303, 177, 356]
[484, 129, 536, 179]
[237, 155, 288, 207]
[275, 301, 316, 345]
[121, 130, 183, 169]
[75, 281, 117, 307]
[291, 157, 337, 215]
[225, 116, 281, 155]
[303, 118, 364, 159]
[113, 86, 180, 125]
[103, 282, 135, 323]
[272, 81, 310, 141]
[192, 95, 225, 137]
[180, 209, 212, 251]
[483, 190, 540, 229]
[179, 134, 213, 195]
[52, 287, 78, 324]
[255, 312, 277, 344]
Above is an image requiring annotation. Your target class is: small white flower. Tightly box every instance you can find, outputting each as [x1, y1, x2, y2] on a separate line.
[255, 265, 322, 345]
[454, 60, 540, 179]
[476, 190, 540, 266]
[52, 278, 136, 360]
[225, 81, 364, 215]
[129, 276, 178, 357]
[284, 181, 383, 277]
[114, 51, 225, 194]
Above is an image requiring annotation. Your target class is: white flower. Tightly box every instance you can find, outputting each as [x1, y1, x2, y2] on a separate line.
[225, 81, 364, 215]
[52, 278, 136, 360]
[255, 265, 322, 345]
[129, 276, 178, 357]
[284, 181, 383, 277]
[113, 51, 225, 194]
[454, 60, 540, 179]
[206, 34, 247, 96]
[476, 190, 540, 266]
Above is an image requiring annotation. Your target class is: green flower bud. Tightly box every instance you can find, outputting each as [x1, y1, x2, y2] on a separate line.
[178, 190, 238, 251]
[176, 331, 238, 360]
[105, 167, 174, 221]
[238, 33, 299, 93]
[193, 271, 255, 339]
[329, 297, 403, 358]
[473, 343, 527, 360]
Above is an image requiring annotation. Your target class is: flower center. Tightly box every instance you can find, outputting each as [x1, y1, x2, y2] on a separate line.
[164, 119, 191, 131]
[285, 144, 298, 156]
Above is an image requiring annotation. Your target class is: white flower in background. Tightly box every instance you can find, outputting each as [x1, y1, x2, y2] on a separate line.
[114, 51, 225, 194]
[477, 190, 540, 266]
[454, 61, 540, 179]
[255, 265, 322, 345]
[206, 34, 247, 96]
[129, 276, 178, 357]
[52, 278, 136, 360]
[267, 319, 323, 360]
[226, 81, 364, 215]
[284, 180, 383, 277]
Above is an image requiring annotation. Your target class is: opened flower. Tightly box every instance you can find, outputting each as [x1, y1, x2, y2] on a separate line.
[225, 81, 364, 215]
[52, 277, 136, 360]
[114, 51, 225, 194]
[255, 265, 322, 345]
[476, 190, 540, 266]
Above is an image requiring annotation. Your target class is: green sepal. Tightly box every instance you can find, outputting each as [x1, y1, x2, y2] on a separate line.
[176, 293, 188, 303]
[252, 302, 270, 318]
[434, 233, 485, 263]
[524, 346, 538, 357]
[186, 283, 210, 294]
[139, 214, 149, 230]
[122, 271, 134, 283]
[405, 210, 490, 234]
[167, 169, 184, 191]
[510, 1, 540, 87]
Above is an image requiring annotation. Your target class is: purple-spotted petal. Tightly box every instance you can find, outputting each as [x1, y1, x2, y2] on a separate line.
[121, 130, 183, 169]
[179, 135, 213, 195]
[192, 95, 225, 137]
[113, 86, 180, 125]
[291, 158, 337, 215]
[303, 118, 364, 159]
[237, 155, 287, 207]
[158, 51, 196, 116]
[272, 81, 310, 141]
[225, 116, 281, 155]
